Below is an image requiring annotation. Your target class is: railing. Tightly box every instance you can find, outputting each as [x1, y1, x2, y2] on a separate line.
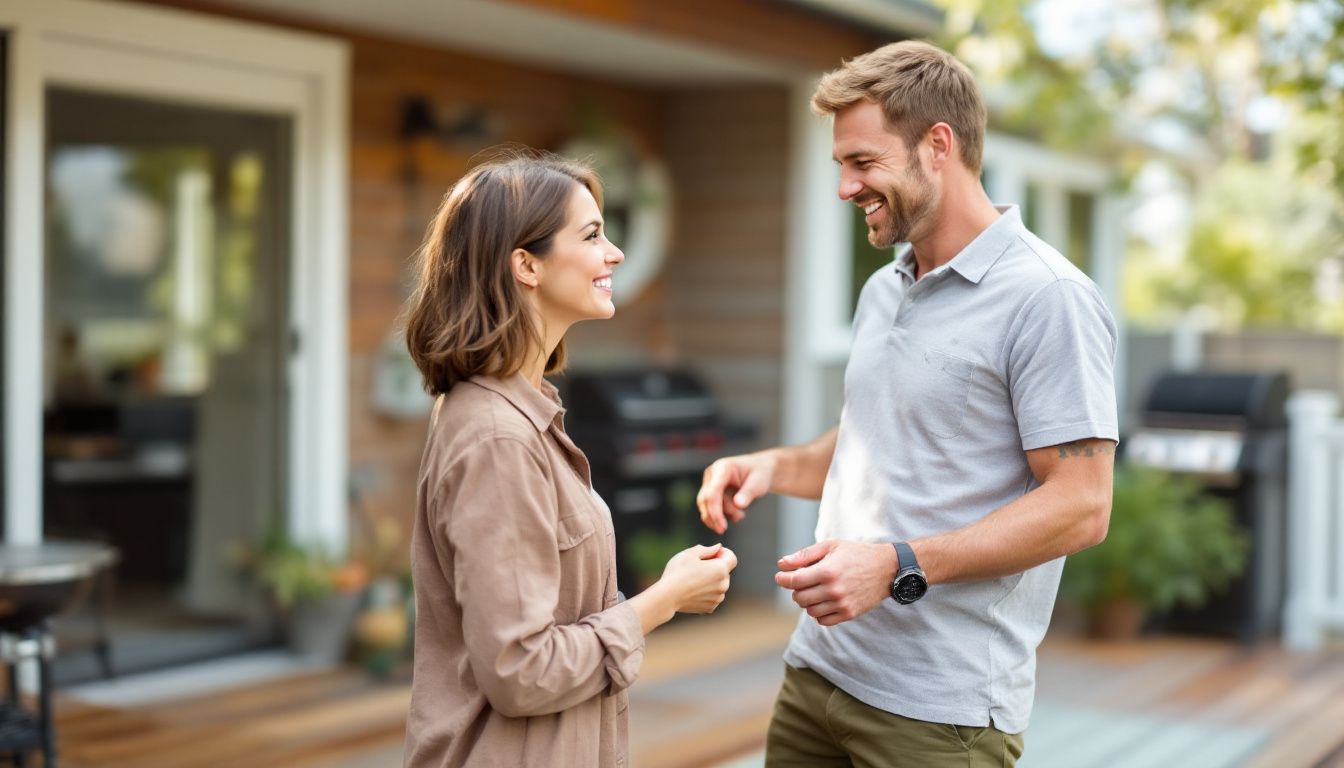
[1284, 391, 1344, 651]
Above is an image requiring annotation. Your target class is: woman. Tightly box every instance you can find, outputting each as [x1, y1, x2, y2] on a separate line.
[402, 150, 736, 768]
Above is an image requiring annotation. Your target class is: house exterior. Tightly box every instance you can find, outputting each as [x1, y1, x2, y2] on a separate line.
[2, 0, 1120, 673]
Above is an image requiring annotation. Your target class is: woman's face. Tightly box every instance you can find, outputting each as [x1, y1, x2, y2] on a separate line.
[532, 184, 625, 326]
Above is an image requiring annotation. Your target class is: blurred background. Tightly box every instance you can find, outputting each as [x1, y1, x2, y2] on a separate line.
[0, 0, 1341, 765]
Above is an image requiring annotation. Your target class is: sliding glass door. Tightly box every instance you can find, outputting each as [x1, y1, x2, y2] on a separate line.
[43, 89, 290, 680]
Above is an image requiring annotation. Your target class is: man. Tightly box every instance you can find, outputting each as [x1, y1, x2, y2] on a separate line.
[696, 41, 1117, 766]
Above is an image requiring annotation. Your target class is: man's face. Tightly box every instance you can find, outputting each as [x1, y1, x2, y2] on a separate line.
[832, 100, 938, 248]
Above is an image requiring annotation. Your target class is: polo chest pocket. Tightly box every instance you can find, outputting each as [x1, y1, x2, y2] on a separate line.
[919, 349, 975, 439]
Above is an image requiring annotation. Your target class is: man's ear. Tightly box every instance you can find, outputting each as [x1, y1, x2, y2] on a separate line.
[925, 122, 956, 170]
[511, 247, 540, 288]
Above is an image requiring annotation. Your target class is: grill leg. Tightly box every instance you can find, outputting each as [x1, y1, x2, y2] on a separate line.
[92, 568, 115, 679]
[5, 658, 21, 767]
[36, 627, 53, 768]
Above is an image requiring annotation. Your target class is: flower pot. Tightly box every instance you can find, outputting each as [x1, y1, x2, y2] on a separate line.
[353, 578, 411, 677]
[1088, 598, 1146, 640]
[285, 590, 363, 664]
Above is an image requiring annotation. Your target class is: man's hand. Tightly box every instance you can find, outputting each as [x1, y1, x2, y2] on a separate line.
[774, 540, 897, 626]
[696, 452, 778, 534]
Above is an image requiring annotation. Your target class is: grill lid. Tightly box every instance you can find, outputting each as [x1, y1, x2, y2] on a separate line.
[1142, 371, 1288, 430]
[563, 369, 719, 426]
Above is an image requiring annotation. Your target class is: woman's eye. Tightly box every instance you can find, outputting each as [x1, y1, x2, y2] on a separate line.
[587, 230, 601, 241]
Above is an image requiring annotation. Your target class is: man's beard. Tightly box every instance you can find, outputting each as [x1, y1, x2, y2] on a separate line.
[869, 165, 937, 249]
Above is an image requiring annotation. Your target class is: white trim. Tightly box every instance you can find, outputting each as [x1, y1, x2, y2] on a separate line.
[985, 157, 1026, 213]
[1092, 193, 1127, 428]
[217, 0, 795, 86]
[3, 24, 44, 544]
[2, 0, 349, 553]
[1036, 183, 1069, 258]
[779, 79, 849, 602]
[1285, 391, 1344, 651]
[984, 132, 1110, 192]
[782, 0, 943, 37]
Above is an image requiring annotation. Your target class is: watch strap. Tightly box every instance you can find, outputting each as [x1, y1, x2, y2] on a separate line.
[893, 541, 918, 573]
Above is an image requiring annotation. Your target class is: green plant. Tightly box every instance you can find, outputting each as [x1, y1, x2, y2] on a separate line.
[623, 479, 700, 587]
[235, 527, 368, 609]
[1061, 465, 1249, 619]
[625, 528, 696, 588]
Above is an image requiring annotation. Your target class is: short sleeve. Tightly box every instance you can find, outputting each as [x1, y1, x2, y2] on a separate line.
[1005, 279, 1119, 451]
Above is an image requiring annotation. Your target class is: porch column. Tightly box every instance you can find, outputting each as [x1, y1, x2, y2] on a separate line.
[4, 24, 45, 545]
[1284, 390, 1339, 651]
[779, 77, 846, 606]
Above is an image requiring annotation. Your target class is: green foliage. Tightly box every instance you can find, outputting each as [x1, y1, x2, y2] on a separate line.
[252, 534, 337, 609]
[625, 528, 696, 586]
[1061, 465, 1249, 616]
[1126, 148, 1343, 330]
[234, 526, 366, 609]
[931, 0, 1344, 331]
[623, 478, 699, 584]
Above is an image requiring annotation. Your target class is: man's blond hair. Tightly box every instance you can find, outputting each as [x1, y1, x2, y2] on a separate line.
[812, 41, 986, 172]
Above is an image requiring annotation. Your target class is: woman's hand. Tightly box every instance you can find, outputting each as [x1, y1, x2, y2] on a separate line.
[659, 543, 737, 614]
[628, 543, 737, 633]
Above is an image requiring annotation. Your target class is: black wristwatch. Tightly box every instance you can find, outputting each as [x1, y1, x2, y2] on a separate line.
[890, 542, 928, 605]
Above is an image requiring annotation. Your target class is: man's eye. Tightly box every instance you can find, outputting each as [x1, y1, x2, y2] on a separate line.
[855, 161, 872, 170]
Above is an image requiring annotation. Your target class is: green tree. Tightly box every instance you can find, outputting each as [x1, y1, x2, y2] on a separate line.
[930, 0, 1344, 330]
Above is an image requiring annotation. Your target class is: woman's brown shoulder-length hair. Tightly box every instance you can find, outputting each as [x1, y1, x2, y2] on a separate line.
[403, 149, 601, 395]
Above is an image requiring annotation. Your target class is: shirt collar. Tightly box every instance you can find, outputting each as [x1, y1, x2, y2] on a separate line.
[892, 204, 1021, 286]
[946, 205, 1021, 285]
[470, 372, 562, 432]
[893, 244, 917, 282]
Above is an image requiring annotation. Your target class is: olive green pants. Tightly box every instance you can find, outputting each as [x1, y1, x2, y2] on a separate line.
[765, 664, 1025, 768]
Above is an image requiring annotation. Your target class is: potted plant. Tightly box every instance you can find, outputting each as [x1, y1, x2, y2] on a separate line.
[1060, 464, 1249, 639]
[349, 509, 413, 678]
[237, 528, 369, 663]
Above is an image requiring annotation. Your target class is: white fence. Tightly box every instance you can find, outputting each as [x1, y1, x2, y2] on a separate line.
[1285, 391, 1344, 651]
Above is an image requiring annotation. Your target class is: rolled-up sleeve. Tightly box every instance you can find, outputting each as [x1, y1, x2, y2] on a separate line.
[437, 435, 644, 718]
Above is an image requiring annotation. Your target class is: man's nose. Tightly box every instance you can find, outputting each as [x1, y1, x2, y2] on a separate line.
[838, 177, 864, 201]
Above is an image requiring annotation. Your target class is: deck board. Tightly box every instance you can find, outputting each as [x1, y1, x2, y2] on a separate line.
[22, 603, 1344, 767]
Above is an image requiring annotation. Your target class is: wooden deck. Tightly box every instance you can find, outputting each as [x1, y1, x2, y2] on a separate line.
[33, 602, 1344, 767]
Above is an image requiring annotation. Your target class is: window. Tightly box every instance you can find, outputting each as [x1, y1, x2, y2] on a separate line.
[1067, 190, 1095, 273]
[1023, 182, 1042, 234]
[850, 205, 895, 317]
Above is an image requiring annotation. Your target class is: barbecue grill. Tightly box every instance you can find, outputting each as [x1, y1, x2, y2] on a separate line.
[560, 368, 755, 593]
[1124, 371, 1289, 642]
[0, 540, 117, 765]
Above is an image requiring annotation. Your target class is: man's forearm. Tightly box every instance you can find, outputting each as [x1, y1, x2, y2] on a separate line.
[763, 427, 837, 500]
[910, 476, 1110, 585]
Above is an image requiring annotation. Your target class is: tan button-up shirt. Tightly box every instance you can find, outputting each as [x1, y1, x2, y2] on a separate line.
[404, 374, 644, 768]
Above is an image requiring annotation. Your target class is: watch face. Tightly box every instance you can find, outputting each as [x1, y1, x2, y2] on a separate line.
[895, 574, 928, 603]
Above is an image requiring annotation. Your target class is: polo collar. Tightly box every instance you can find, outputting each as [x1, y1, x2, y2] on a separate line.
[946, 205, 1021, 285]
[470, 372, 562, 432]
[893, 244, 918, 283]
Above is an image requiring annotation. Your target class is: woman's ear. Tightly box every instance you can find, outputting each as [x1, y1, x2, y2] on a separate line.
[511, 247, 540, 289]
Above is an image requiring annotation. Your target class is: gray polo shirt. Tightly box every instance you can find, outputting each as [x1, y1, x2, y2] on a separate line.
[782, 205, 1117, 734]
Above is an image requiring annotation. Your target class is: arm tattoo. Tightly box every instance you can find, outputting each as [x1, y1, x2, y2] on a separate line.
[1056, 440, 1115, 459]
